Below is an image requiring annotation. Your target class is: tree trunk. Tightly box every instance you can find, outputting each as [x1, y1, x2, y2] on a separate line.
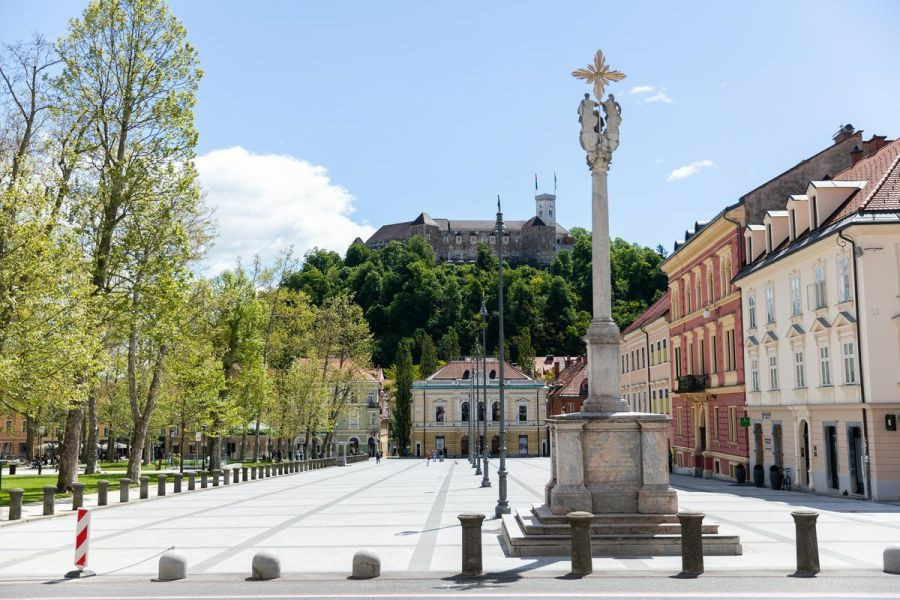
[56, 406, 84, 492]
[143, 433, 151, 466]
[179, 427, 186, 473]
[84, 394, 98, 474]
[79, 407, 88, 463]
[209, 436, 222, 470]
[323, 431, 334, 457]
[105, 426, 114, 461]
[239, 430, 247, 462]
[127, 415, 150, 481]
[24, 414, 36, 462]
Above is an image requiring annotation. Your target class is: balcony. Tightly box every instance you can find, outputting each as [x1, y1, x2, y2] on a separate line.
[677, 374, 709, 393]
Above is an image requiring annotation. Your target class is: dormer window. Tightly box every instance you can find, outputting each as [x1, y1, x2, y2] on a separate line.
[462, 369, 470, 379]
[789, 209, 796, 240]
[489, 369, 496, 379]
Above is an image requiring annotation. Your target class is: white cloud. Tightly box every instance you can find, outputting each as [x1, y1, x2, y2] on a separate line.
[667, 159, 716, 182]
[195, 146, 374, 275]
[628, 85, 673, 104]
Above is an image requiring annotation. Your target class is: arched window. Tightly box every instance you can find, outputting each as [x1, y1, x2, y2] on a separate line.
[489, 369, 496, 379]
[477, 401, 485, 422]
[462, 369, 470, 379]
[579, 380, 588, 396]
[461, 401, 469, 422]
[435, 405, 445, 422]
[492, 402, 500, 421]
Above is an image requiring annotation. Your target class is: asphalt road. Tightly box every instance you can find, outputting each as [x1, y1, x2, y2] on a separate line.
[0, 571, 898, 600]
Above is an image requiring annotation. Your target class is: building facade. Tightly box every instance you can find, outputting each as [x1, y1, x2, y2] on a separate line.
[546, 357, 587, 417]
[365, 193, 574, 267]
[734, 137, 900, 501]
[619, 292, 673, 417]
[412, 359, 548, 457]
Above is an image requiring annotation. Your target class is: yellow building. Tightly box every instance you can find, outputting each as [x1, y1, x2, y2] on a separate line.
[412, 358, 548, 458]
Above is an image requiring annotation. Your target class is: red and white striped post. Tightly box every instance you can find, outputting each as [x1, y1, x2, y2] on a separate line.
[65, 508, 94, 578]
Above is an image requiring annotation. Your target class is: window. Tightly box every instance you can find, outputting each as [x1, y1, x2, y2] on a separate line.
[768, 355, 778, 390]
[814, 264, 827, 309]
[492, 402, 499, 421]
[489, 235, 496, 244]
[674, 346, 682, 377]
[765, 284, 776, 324]
[677, 407, 683, 435]
[349, 409, 359, 429]
[461, 401, 470, 422]
[842, 342, 857, 384]
[819, 347, 831, 386]
[838, 255, 852, 303]
[790, 273, 802, 316]
[722, 256, 732, 294]
[455, 235, 462, 245]
[728, 329, 738, 372]
[685, 280, 693, 315]
[462, 369, 470, 379]
[370, 412, 378, 428]
[794, 350, 806, 388]
[518, 404, 528, 422]
[712, 406, 719, 440]
[503, 236, 509, 245]
[695, 277, 702, 313]
[662, 338, 667, 362]
[699, 339, 705, 374]
[707, 268, 714, 302]
[710, 334, 718, 373]
[750, 359, 759, 392]
[435, 405, 445, 422]
[621, 356, 626, 373]
[748, 294, 757, 328]
[728, 406, 738, 442]
[518, 435, 529, 456]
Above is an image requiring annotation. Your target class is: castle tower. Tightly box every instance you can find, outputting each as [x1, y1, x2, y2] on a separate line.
[535, 193, 556, 226]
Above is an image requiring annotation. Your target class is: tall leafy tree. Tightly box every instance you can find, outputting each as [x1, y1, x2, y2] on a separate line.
[419, 334, 438, 378]
[390, 338, 413, 455]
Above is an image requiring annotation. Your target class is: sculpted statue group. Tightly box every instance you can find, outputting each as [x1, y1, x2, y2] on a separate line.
[578, 93, 621, 171]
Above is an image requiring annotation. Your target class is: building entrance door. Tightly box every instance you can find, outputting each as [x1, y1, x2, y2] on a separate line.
[772, 424, 783, 468]
[848, 426, 865, 495]
[491, 435, 500, 455]
[801, 420, 810, 487]
[753, 423, 764, 467]
[825, 425, 839, 489]
[460, 436, 468, 458]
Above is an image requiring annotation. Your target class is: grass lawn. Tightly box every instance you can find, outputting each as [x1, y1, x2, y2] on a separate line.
[0, 473, 140, 507]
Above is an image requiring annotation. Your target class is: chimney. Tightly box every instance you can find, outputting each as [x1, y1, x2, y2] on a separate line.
[864, 135, 889, 156]
[850, 146, 865, 166]
[553, 362, 560, 378]
[833, 123, 857, 145]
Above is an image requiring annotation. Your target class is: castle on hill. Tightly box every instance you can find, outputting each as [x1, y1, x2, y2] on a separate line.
[363, 193, 574, 267]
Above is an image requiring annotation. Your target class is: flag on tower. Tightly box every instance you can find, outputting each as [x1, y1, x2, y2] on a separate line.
[553, 171, 557, 193]
[534, 172, 538, 191]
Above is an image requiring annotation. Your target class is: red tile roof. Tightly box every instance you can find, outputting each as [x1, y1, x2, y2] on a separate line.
[827, 138, 900, 223]
[621, 291, 670, 336]
[548, 359, 587, 399]
[427, 359, 531, 380]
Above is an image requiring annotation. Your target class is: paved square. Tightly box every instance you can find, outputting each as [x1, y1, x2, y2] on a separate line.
[0, 457, 897, 579]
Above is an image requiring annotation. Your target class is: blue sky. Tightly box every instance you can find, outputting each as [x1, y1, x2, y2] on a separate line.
[3, 1, 899, 271]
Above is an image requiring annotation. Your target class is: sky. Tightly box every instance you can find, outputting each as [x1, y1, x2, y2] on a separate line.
[2, 1, 899, 274]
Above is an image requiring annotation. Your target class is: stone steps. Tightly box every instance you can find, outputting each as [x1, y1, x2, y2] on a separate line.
[501, 511, 743, 558]
[518, 513, 719, 536]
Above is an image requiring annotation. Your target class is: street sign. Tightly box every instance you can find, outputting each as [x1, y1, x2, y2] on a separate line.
[195, 432, 202, 442]
[740, 416, 750, 427]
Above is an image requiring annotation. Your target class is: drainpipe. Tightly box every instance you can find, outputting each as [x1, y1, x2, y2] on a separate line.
[837, 230, 871, 500]
[723, 213, 743, 271]
[641, 325, 652, 412]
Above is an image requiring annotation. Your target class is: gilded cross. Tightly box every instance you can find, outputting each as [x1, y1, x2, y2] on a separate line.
[572, 50, 626, 100]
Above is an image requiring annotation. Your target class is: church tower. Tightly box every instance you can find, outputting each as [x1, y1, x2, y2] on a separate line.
[535, 193, 556, 226]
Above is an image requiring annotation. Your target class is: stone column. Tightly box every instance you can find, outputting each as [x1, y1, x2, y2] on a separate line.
[458, 513, 485, 576]
[792, 510, 820, 576]
[97, 480, 108, 506]
[568, 511, 593, 576]
[174, 473, 183, 493]
[140, 476, 149, 499]
[678, 511, 705, 577]
[72, 482, 85, 510]
[157, 474, 167, 496]
[8, 488, 24, 520]
[42, 485, 56, 515]
[119, 479, 130, 503]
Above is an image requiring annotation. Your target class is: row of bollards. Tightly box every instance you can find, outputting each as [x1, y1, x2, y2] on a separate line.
[7, 460, 328, 521]
[455, 510, 826, 578]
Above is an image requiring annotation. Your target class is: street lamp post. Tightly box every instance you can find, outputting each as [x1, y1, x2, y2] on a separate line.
[468, 364, 475, 466]
[474, 340, 483, 476]
[495, 196, 509, 517]
[480, 297, 491, 488]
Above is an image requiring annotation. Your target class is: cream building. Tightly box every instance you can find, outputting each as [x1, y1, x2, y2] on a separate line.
[619, 292, 673, 417]
[734, 137, 900, 501]
[412, 358, 548, 458]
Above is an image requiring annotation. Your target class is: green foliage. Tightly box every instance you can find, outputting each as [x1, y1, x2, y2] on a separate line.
[390, 339, 413, 454]
[419, 334, 438, 378]
[510, 329, 536, 377]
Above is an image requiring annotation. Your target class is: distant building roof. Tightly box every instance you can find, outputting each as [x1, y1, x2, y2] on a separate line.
[621, 291, 670, 336]
[426, 358, 531, 381]
[548, 359, 587, 399]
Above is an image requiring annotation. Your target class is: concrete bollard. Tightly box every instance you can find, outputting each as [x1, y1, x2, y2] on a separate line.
[157, 550, 187, 581]
[677, 511, 704, 577]
[188, 471, 196, 491]
[140, 476, 150, 499]
[884, 545, 900, 574]
[251, 465, 257, 480]
[97, 480, 108, 506]
[352, 549, 381, 579]
[223, 469, 230, 485]
[567, 511, 593, 576]
[792, 510, 820, 576]
[174, 473, 182, 493]
[251, 551, 281, 580]
[8, 488, 24, 520]
[43, 485, 56, 515]
[72, 482, 86, 510]
[242, 466, 249, 482]
[212, 470, 221, 486]
[265, 465, 271, 477]
[156, 474, 166, 496]
[200, 471, 208, 488]
[233, 467, 241, 483]
[458, 513, 485, 576]
[120, 479, 131, 503]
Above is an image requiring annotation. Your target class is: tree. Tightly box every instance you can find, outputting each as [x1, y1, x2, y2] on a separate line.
[52, 0, 205, 489]
[419, 334, 438, 378]
[510, 329, 536, 377]
[437, 329, 460, 361]
[390, 339, 413, 455]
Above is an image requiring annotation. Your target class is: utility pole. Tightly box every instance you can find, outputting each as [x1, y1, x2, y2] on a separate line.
[495, 196, 509, 517]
